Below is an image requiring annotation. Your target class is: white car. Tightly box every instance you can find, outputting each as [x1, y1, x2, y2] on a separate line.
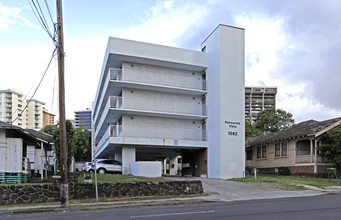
[82, 162, 93, 172]
[89, 159, 122, 174]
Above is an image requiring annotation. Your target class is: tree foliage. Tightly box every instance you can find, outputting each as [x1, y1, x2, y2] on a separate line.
[43, 122, 92, 169]
[53, 120, 75, 169]
[317, 125, 341, 176]
[254, 108, 295, 133]
[245, 120, 262, 138]
[73, 125, 91, 162]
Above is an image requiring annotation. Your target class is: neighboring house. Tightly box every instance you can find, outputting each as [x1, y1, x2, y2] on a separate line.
[245, 117, 341, 175]
[74, 108, 91, 130]
[0, 121, 53, 183]
[25, 129, 54, 176]
[0, 89, 45, 130]
[92, 24, 245, 179]
[245, 86, 277, 123]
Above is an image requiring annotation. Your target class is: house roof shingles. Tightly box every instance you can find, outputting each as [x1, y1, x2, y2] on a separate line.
[247, 117, 341, 146]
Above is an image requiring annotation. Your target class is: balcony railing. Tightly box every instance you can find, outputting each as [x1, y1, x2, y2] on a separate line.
[295, 155, 324, 163]
[109, 68, 207, 91]
[109, 96, 206, 116]
[109, 124, 207, 141]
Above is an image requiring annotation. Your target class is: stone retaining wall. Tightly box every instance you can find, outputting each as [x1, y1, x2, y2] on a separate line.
[0, 179, 203, 205]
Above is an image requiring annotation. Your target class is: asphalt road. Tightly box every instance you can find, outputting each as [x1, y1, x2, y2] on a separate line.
[3, 194, 341, 220]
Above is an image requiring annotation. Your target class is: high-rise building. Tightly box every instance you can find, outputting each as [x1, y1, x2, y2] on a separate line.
[43, 107, 55, 127]
[27, 99, 45, 130]
[0, 89, 45, 129]
[245, 86, 277, 123]
[74, 108, 91, 130]
[93, 25, 245, 179]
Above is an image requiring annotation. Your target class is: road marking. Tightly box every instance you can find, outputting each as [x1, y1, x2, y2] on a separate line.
[130, 210, 215, 218]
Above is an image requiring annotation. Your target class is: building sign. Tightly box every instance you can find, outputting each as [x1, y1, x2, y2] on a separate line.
[224, 121, 241, 137]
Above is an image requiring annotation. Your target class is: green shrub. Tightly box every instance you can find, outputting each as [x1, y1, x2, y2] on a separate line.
[278, 167, 291, 176]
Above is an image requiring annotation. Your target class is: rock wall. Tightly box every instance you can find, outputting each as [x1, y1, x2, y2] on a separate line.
[0, 178, 203, 205]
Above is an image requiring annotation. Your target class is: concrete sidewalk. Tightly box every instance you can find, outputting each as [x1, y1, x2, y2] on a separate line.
[1, 177, 341, 214]
[190, 177, 340, 201]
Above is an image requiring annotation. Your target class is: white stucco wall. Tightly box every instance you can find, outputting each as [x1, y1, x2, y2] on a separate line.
[202, 25, 245, 179]
[0, 130, 6, 172]
[6, 138, 23, 173]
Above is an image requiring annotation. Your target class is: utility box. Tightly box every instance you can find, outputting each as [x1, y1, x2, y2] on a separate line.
[130, 161, 162, 177]
[84, 173, 92, 183]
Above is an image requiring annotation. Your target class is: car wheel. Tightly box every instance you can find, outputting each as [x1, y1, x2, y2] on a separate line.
[98, 168, 106, 174]
[89, 169, 94, 173]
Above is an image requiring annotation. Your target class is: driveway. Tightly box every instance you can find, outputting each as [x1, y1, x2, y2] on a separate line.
[166, 177, 325, 202]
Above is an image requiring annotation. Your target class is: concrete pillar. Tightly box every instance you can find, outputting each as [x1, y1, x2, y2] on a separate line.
[122, 146, 135, 174]
[314, 139, 318, 173]
[169, 157, 177, 175]
[310, 139, 313, 163]
[41, 142, 44, 180]
[115, 148, 122, 162]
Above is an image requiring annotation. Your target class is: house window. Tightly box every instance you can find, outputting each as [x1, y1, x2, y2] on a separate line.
[282, 142, 288, 156]
[275, 143, 281, 157]
[262, 146, 267, 158]
[257, 147, 261, 159]
[275, 142, 288, 157]
[296, 140, 310, 156]
[247, 150, 253, 160]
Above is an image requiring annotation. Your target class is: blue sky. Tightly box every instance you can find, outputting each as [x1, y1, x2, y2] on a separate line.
[1, 0, 341, 122]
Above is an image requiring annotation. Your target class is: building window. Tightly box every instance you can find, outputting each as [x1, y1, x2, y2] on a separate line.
[262, 146, 267, 158]
[247, 150, 253, 160]
[282, 142, 288, 156]
[275, 143, 281, 157]
[275, 142, 288, 157]
[257, 147, 261, 159]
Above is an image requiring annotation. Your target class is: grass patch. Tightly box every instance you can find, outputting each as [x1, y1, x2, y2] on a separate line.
[231, 174, 341, 191]
[78, 172, 165, 183]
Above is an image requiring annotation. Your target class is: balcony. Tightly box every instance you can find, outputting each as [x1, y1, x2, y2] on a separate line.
[96, 124, 207, 154]
[109, 96, 206, 117]
[109, 68, 207, 92]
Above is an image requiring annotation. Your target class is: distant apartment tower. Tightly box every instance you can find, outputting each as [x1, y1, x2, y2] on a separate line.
[74, 108, 91, 130]
[43, 107, 55, 127]
[27, 99, 45, 129]
[93, 25, 245, 179]
[245, 86, 277, 123]
[0, 89, 45, 129]
[0, 89, 27, 127]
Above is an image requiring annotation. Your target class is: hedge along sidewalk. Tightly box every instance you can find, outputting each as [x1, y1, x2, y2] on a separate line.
[231, 174, 341, 191]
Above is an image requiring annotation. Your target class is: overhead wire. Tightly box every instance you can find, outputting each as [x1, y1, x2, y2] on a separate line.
[12, 48, 57, 124]
[13, 0, 59, 125]
[28, 0, 57, 46]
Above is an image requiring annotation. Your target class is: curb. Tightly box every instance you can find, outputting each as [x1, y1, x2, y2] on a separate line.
[0, 198, 206, 216]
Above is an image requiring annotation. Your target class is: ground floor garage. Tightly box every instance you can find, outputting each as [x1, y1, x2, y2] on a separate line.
[96, 144, 208, 177]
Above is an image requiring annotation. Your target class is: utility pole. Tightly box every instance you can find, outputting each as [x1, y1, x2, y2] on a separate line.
[56, 0, 68, 208]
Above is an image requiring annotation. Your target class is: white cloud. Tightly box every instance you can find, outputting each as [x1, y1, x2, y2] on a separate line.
[0, 2, 20, 28]
[0, 2, 40, 30]
[118, 0, 208, 46]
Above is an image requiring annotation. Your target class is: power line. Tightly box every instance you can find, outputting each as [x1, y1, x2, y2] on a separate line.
[44, 0, 54, 26]
[11, 48, 57, 124]
[28, 0, 57, 46]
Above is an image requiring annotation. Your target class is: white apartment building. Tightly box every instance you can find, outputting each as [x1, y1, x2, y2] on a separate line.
[93, 25, 245, 179]
[0, 89, 45, 129]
